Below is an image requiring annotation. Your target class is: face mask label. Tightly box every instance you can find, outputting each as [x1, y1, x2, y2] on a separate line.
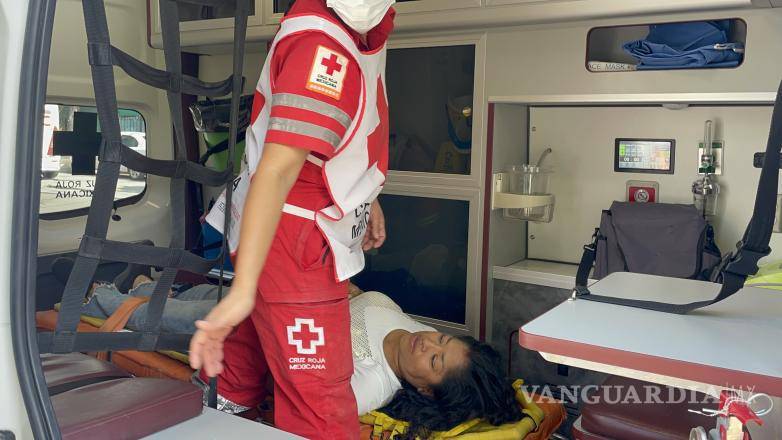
[306, 45, 349, 100]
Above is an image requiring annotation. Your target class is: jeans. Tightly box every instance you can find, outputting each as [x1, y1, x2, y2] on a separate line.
[80, 282, 223, 334]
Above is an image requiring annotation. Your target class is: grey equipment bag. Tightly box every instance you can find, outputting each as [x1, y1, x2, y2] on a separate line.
[591, 202, 722, 281]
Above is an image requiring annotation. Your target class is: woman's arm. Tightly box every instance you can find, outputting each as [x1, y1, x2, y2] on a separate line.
[231, 143, 309, 298]
[189, 143, 308, 376]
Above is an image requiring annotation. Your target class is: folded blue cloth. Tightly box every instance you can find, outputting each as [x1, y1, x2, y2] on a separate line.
[623, 20, 744, 70]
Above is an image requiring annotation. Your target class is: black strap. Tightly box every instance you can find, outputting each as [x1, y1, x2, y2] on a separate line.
[100, 140, 231, 186]
[38, 0, 249, 355]
[208, 0, 250, 411]
[575, 228, 600, 289]
[198, 131, 247, 165]
[574, 80, 782, 314]
[87, 43, 239, 98]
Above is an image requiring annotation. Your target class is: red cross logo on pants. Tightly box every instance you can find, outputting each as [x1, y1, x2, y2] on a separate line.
[321, 54, 343, 76]
[287, 318, 325, 355]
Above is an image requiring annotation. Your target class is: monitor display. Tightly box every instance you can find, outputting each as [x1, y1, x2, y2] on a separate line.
[614, 139, 675, 174]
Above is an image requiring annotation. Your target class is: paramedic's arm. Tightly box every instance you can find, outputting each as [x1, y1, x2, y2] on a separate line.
[190, 143, 307, 376]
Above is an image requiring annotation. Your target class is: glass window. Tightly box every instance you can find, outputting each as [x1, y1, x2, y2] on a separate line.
[273, 0, 296, 14]
[386, 45, 475, 175]
[178, 3, 257, 22]
[352, 194, 469, 324]
[40, 104, 147, 216]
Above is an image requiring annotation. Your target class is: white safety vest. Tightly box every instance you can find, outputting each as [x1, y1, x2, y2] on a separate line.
[207, 14, 389, 282]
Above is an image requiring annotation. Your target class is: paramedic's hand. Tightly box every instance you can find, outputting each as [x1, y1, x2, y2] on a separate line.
[362, 199, 386, 251]
[189, 291, 255, 377]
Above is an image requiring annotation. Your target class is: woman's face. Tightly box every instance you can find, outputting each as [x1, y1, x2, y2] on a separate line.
[397, 331, 469, 396]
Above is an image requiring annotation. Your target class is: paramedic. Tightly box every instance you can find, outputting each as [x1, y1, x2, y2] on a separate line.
[189, 0, 395, 439]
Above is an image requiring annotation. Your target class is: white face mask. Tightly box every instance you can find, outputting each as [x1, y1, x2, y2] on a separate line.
[326, 0, 395, 34]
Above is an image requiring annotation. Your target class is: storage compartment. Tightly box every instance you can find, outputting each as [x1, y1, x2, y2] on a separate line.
[178, 3, 257, 22]
[386, 44, 476, 175]
[352, 194, 471, 325]
[526, 105, 773, 263]
[586, 19, 747, 72]
[271, 0, 295, 14]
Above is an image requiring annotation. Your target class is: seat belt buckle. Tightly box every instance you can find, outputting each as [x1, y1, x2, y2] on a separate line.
[721, 242, 771, 278]
[570, 285, 591, 301]
[583, 228, 601, 252]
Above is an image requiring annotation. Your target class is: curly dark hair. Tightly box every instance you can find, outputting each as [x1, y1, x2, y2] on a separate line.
[378, 336, 522, 439]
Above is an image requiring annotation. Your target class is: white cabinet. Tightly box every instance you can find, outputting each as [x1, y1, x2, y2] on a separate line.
[353, 187, 483, 335]
[148, 0, 758, 54]
[261, 0, 290, 25]
[150, 0, 264, 35]
[394, 0, 481, 13]
[351, 35, 487, 337]
[484, 0, 565, 6]
[261, 0, 481, 25]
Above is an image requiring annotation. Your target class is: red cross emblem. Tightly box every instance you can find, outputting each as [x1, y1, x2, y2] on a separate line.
[287, 318, 325, 355]
[321, 53, 343, 76]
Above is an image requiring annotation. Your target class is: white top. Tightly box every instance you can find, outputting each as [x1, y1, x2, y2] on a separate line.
[350, 292, 434, 414]
[520, 272, 782, 397]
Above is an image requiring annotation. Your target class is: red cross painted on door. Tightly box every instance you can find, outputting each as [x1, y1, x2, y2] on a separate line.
[287, 318, 325, 355]
[321, 53, 343, 76]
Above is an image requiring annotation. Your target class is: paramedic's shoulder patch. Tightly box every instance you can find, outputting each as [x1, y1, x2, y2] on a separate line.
[306, 45, 350, 100]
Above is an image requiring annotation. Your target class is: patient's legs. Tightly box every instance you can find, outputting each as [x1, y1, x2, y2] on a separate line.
[174, 284, 223, 301]
[81, 283, 216, 333]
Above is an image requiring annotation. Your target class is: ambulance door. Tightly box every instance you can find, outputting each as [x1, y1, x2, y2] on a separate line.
[37, 1, 171, 311]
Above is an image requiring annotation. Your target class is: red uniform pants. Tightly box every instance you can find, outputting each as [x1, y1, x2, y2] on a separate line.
[206, 294, 358, 439]
[202, 199, 359, 439]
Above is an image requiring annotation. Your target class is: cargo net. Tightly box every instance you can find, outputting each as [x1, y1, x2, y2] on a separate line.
[37, 0, 249, 356]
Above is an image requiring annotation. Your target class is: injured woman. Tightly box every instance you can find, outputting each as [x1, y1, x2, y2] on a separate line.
[78, 276, 523, 437]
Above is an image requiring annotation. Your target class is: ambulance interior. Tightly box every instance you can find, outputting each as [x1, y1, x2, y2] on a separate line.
[6, 0, 782, 439]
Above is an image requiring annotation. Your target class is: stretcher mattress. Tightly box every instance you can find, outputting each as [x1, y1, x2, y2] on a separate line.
[574, 376, 717, 440]
[42, 352, 130, 395]
[53, 377, 203, 440]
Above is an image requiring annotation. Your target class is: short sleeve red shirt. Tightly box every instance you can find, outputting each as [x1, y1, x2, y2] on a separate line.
[264, 33, 361, 160]
[251, 1, 395, 301]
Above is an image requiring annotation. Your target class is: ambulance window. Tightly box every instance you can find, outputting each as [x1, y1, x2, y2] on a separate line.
[386, 44, 475, 175]
[39, 104, 147, 218]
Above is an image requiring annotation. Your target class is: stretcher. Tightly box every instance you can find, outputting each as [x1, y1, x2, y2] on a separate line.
[38, 306, 565, 439]
[36, 309, 194, 381]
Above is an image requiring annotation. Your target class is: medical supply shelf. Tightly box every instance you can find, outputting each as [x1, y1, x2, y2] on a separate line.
[493, 259, 594, 290]
[486, 91, 777, 290]
[488, 92, 777, 106]
[148, 0, 760, 53]
[586, 19, 747, 73]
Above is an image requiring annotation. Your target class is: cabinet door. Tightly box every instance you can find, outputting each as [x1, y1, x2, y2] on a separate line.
[151, 0, 264, 34]
[352, 187, 482, 333]
[394, 0, 481, 13]
[484, 0, 562, 6]
[264, 0, 293, 23]
[386, 44, 477, 176]
[264, 0, 480, 24]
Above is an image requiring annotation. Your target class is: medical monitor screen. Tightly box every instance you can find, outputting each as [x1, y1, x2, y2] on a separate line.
[614, 139, 675, 174]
